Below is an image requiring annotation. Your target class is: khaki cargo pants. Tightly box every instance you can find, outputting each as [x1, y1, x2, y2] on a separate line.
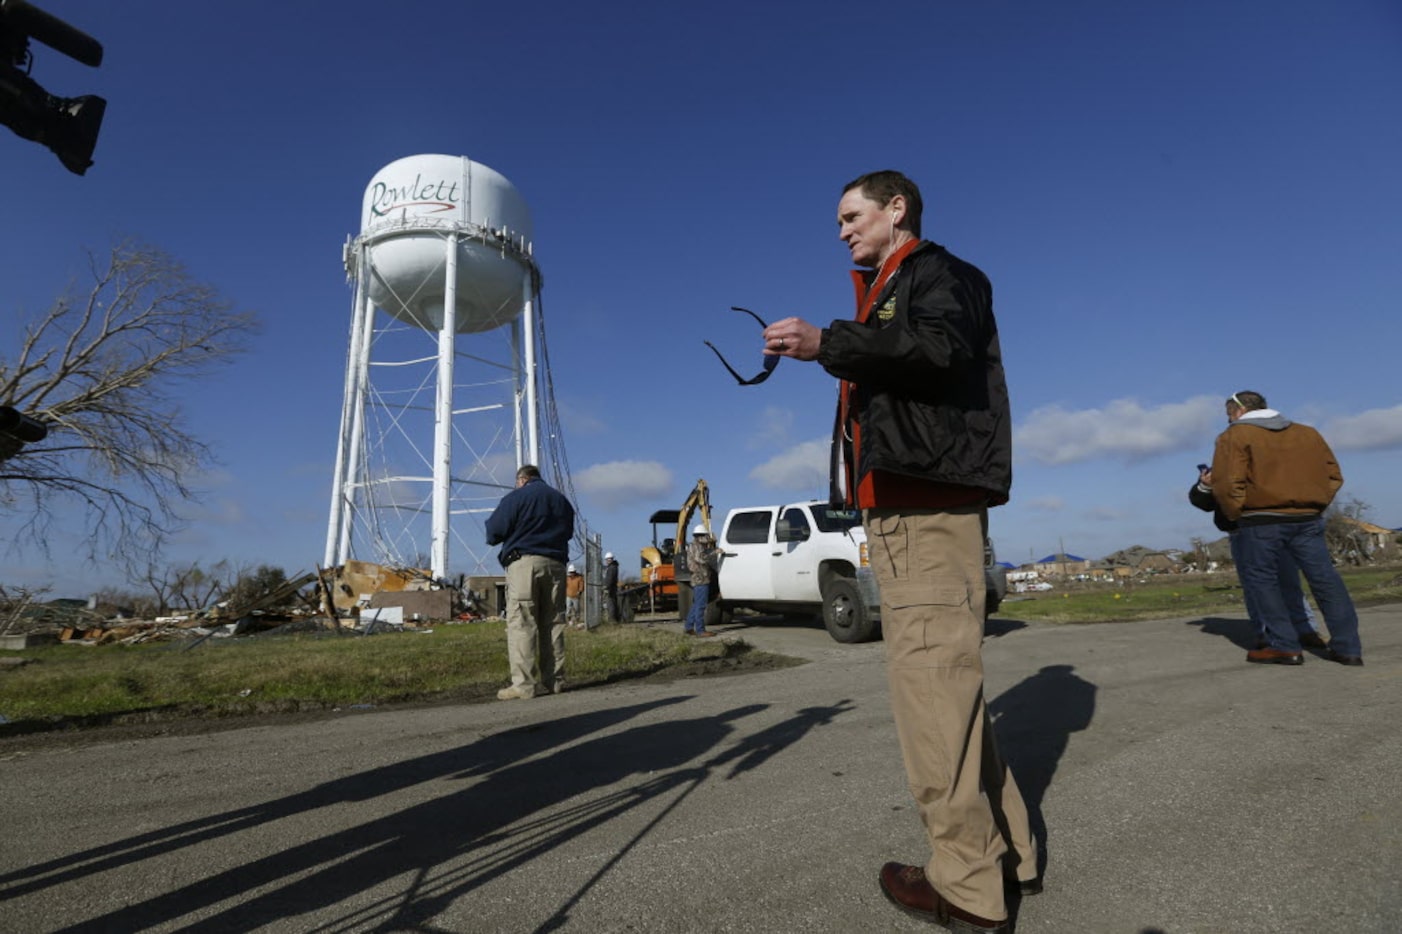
[865, 505, 1036, 922]
[505, 555, 567, 695]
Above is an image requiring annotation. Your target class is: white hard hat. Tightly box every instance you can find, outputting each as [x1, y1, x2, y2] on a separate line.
[567, 564, 576, 573]
[692, 524, 711, 536]
[604, 552, 614, 560]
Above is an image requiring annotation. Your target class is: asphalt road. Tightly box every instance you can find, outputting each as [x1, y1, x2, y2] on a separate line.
[1, 603, 1399, 933]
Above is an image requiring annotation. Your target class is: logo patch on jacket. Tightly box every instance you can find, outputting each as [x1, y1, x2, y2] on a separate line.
[876, 296, 897, 322]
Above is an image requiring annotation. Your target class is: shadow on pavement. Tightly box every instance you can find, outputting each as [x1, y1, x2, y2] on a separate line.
[990, 664, 1097, 887]
[984, 617, 1027, 638]
[13, 695, 857, 933]
[1189, 615, 1257, 650]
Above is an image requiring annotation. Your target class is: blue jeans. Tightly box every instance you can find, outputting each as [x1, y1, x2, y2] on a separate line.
[685, 582, 711, 633]
[1228, 531, 1318, 639]
[1235, 517, 1361, 656]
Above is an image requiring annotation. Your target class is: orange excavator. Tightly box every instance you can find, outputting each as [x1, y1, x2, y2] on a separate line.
[622, 479, 714, 620]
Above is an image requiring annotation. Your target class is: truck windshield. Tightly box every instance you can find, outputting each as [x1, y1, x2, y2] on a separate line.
[810, 505, 862, 534]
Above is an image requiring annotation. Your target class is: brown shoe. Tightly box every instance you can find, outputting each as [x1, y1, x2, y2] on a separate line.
[695, 631, 717, 638]
[878, 862, 1008, 932]
[1246, 647, 1303, 665]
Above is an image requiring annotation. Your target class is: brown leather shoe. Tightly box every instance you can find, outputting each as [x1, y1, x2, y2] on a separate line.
[1246, 647, 1303, 665]
[878, 862, 1008, 932]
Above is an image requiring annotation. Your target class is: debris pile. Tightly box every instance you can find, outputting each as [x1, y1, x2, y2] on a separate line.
[2, 561, 508, 648]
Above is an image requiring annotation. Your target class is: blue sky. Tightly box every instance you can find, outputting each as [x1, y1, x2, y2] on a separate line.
[4, 0, 1400, 590]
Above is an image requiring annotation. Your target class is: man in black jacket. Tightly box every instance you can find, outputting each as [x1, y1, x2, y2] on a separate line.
[485, 464, 575, 699]
[602, 552, 620, 622]
[763, 171, 1032, 933]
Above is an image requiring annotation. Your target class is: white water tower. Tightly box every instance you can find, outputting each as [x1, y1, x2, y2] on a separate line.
[324, 154, 545, 579]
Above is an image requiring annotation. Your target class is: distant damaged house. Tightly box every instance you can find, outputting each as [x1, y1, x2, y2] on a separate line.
[1031, 552, 1089, 578]
[1103, 546, 1182, 575]
[1328, 517, 1398, 564]
[319, 560, 504, 622]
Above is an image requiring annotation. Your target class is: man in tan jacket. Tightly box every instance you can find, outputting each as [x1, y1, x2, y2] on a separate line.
[1210, 391, 1363, 666]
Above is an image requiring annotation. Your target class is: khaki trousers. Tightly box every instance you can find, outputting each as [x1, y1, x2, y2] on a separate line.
[865, 506, 1036, 922]
[505, 555, 566, 694]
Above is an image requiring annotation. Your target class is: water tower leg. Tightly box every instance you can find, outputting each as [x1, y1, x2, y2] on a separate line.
[326, 250, 373, 569]
[522, 273, 540, 466]
[511, 317, 525, 468]
[337, 286, 373, 567]
[431, 233, 459, 580]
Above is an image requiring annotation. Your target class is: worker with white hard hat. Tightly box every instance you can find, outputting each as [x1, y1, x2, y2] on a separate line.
[684, 523, 719, 637]
[565, 563, 585, 629]
[603, 552, 620, 622]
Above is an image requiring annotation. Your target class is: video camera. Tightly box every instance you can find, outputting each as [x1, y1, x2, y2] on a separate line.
[0, 404, 48, 464]
[0, 0, 104, 175]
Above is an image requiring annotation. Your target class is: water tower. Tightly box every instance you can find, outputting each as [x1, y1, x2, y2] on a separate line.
[324, 154, 547, 579]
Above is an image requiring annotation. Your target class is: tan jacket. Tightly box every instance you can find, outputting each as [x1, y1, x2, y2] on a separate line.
[1211, 414, 1342, 523]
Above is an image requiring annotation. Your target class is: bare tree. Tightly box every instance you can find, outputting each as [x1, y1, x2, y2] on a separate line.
[0, 583, 52, 636]
[166, 560, 230, 612]
[139, 561, 178, 616]
[1324, 496, 1372, 565]
[1185, 536, 1209, 572]
[0, 241, 258, 570]
[89, 585, 158, 619]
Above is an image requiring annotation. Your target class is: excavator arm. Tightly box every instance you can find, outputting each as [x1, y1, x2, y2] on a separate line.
[674, 479, 713, 545]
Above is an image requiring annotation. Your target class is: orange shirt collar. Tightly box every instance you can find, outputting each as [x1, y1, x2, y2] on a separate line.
[850, 238, 923, 323]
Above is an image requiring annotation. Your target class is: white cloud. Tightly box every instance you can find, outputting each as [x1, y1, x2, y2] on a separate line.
[1016, 395, 1221, 465]
[554, 399, 608, 436]
[1024, 496, 1064, 513]
[575, 460, 674, 510]
[749, 439, 828, 492]
[1322, 404, 1402, 451]
[748, 405, 796, 449]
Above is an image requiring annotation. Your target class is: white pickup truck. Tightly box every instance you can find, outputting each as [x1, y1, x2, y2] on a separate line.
[702, 500, 1005, 643]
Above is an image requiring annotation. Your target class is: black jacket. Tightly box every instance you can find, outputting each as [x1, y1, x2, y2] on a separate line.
[1188, 480, 1234, 533]
[819, 241, 1012, 506]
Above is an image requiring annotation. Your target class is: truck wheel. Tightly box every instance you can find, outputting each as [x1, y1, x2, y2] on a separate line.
[704, 598, 729, 630]
[822, 577, 876, 643]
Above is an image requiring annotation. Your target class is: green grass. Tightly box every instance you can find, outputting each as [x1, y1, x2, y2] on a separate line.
[999, 564, 1402, 624]
[0, 621, 725, 732]
[6, 565, 1397, 733]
